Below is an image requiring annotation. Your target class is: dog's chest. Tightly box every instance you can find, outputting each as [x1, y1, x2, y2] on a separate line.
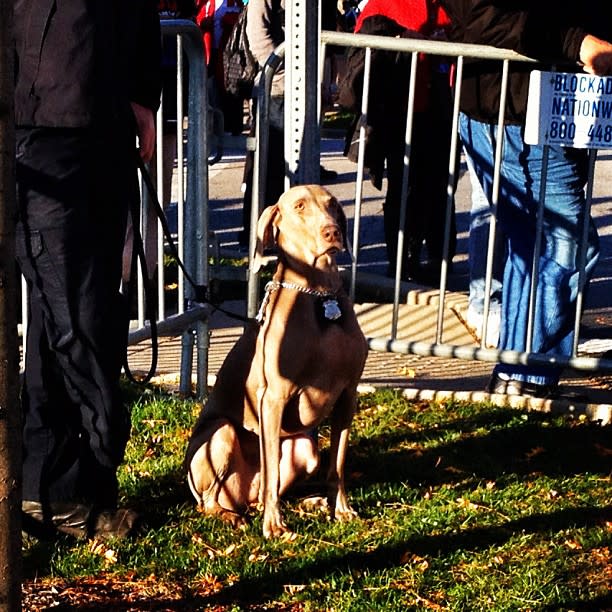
[296, 316, 365, 392]
[255, 288, 367, 386]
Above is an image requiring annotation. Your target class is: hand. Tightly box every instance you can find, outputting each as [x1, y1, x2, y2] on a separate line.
[579, 34, 612, 76]
[399, 29, 426, 40]
[130, 102, 156, 163]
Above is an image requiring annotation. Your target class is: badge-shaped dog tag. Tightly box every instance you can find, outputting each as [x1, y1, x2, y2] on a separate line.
[322, 299, 342, 320]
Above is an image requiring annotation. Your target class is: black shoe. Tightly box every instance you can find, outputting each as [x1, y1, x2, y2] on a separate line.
[486, 374, 589, 402]
[319, 165, 338, 182]
[487, 374, 557, 398]
[92, 508, 140, 540]
[22, 500, 139, 541]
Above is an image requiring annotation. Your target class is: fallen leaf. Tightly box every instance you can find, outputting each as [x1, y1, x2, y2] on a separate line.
[564, 539, 582, 550]
[526, 447, 545, 460]
[398, 366, 416, 378]
[103, 549, 118, 565]
[456, 497, 478, 510]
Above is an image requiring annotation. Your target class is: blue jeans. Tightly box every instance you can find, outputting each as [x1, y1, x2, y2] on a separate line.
[459, 114, 600, 386]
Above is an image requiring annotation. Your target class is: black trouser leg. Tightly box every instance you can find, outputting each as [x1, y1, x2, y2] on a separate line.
[383, 133, 423, 278]
[16, 128, 131, 509]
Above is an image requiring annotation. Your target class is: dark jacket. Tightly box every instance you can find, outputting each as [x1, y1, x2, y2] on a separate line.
[14, 0, 162, 129]
[339, 15, 415, 188]
[339, 14, 453, 189]
[439, 0, 612, 124]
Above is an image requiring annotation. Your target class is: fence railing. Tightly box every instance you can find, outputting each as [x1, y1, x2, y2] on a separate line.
[128, 19, 212, 397]
[246, 29, 612, 377]
[22, 23, 609, 399]
[328, 29, 612, 375]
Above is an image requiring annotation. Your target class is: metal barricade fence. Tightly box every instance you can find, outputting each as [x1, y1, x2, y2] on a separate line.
[127, 19, 212, 397]
[246, 29, 612, 378]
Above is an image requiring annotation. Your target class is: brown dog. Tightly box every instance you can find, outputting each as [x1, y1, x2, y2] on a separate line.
[185, 185, 368, 538]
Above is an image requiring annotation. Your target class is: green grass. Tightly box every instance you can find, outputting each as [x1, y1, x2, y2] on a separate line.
[23, 387, 612, 610]
[322, 109, 356, 132]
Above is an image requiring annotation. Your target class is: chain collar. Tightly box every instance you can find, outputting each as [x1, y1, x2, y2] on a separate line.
[256, 280, 342, 324]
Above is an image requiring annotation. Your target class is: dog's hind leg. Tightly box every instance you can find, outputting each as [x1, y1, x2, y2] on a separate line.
[278, 433, 320, 496]
[187, 419, 257, 527]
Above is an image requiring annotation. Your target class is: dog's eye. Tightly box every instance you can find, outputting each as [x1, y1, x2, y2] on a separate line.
[294, 199, 305, 212]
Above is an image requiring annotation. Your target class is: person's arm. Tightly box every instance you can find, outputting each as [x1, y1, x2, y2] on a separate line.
[440, 0, 610, 67]
[131, 102, 156, 162]
[439, 0, 529, 51]
[129, 1, 163, 113]
[579, 35, 612, 76]
[129, 1, 162, 161]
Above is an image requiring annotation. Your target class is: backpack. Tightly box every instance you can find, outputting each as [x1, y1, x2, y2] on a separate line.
[223, 7, 259, 99]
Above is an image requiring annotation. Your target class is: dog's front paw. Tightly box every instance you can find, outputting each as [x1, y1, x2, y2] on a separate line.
[220, 509, 248, 529]
[330, 492, 358, 522]
[333, 504, 358, 522]
[262, 506, 290, 539]
[198, 504, 247, 529]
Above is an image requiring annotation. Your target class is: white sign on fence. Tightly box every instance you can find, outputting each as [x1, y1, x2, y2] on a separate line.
[525, 70, 612, 149]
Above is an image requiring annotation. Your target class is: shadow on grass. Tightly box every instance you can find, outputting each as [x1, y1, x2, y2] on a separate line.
[197, 504, 612, 609]
[51, 593, 611, 611]
[22, 401, 612, 610]
[541, 593, 612, 611]
[348, 409, 612, 489]
[127, 470, 193, 525]
[37, 504, 610, 611]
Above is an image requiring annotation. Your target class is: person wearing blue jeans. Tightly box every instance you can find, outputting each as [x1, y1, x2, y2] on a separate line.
[460, 116, 599, 392]
[440, 0, 612, 396]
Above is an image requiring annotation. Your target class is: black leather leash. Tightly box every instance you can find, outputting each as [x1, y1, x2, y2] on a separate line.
[123, 150, 251, 384]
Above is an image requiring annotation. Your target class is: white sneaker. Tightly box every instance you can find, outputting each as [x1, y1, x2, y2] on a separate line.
[466, 304, 500, 348]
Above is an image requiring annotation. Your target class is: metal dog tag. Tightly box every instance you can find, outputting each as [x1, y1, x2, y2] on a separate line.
[322, 299, 342, 320]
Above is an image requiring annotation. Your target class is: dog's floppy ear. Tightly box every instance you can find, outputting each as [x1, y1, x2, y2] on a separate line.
[251, 204, 279, 274]
[335, 198, 352, 256]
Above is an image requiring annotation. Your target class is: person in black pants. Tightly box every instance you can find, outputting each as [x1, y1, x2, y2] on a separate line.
[14, 1, 161, 540]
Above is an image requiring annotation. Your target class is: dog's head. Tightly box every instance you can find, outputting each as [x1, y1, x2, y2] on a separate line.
[252, 185, 349, 273]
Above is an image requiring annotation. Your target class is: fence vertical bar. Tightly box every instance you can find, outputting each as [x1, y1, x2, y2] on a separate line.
[435, 56, 464, 343]
[391, 51, 419, 339]
[349, 47, 372, 301]
[573, 149, 598, 356]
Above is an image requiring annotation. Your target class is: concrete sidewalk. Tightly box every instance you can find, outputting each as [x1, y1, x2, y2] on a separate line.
[126, 296, 612, 424]
[126, 134, 612, 423]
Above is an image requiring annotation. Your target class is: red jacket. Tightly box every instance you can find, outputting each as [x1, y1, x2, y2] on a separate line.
[195, 0, 242, 67]
[354, 0, 451, 113]
[355, 0, 450, 35]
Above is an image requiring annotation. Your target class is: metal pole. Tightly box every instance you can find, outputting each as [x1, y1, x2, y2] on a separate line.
[286, 0, 320, 184]
[0, 1, 23, 608]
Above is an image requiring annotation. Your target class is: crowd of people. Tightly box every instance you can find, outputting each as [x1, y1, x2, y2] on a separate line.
[13, 0, 612, 541]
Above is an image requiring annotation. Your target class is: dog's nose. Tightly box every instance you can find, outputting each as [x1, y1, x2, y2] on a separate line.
[321, 224, 341, 244]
